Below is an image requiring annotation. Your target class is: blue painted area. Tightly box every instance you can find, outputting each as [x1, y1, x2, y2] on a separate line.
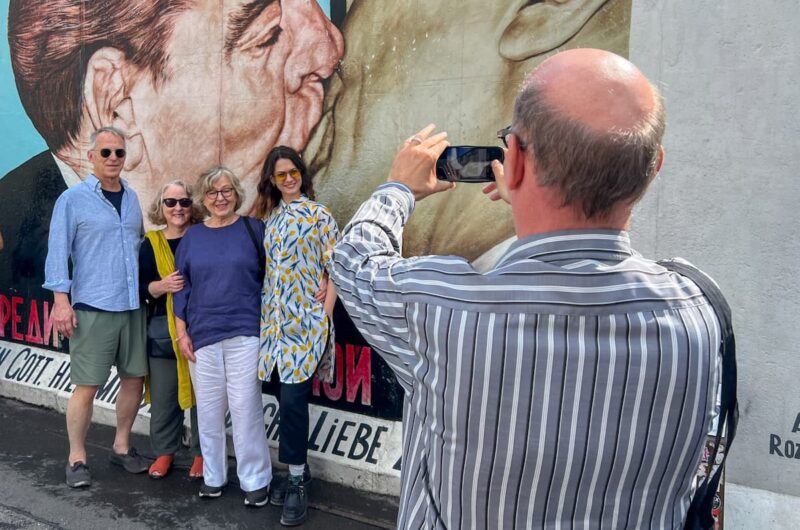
[318, 0, 331, 17]
[0, 0, 48, 179]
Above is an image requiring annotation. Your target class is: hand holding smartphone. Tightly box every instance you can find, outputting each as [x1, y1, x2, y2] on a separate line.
[436, 146, 504, 182]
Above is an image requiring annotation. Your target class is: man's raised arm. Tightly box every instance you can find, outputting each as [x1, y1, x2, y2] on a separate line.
[331, 125, 453, 391]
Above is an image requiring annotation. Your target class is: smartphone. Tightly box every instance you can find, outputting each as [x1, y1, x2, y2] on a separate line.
[435, 146, 504, 182]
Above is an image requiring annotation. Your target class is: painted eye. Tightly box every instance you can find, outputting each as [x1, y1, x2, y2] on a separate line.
[256, 26, 282, 49]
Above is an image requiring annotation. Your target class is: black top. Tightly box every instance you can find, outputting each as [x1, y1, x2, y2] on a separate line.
[101, 188, 125, 217]
[138, 236, 182, 318]
[0, 151, 67, 303]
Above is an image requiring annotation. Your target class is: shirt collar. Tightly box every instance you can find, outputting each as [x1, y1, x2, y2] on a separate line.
[279, 195, 309, 211]
[84, 173, 129, 192]
[495, 229, 634, 268]
[53, 154, 82, 188]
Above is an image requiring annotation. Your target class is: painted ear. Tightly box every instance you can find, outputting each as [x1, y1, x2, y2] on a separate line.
[83, 47, 128, 131]
[499, 0, 608, 61]
[82, 47, 144, 168]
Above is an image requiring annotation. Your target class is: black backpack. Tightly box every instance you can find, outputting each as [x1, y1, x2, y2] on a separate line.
[659, 259, 738, 530]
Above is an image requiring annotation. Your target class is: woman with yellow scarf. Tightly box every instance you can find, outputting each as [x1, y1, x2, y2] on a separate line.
[139, 180, 203, 479]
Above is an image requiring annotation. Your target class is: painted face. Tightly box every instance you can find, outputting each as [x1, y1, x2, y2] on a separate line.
[202, 176, 237, 220]
[272, 158, 302, 202]
[88, 132, 126, 181]
[161, 184, 192, 231]
[310, 0, 630, 259]
[128, 0, 343, 215]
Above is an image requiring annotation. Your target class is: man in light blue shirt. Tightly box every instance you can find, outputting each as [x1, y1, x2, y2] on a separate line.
[44, 127, 149, 488]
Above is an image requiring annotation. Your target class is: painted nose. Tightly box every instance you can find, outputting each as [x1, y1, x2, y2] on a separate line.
[282, 0, 344, 93]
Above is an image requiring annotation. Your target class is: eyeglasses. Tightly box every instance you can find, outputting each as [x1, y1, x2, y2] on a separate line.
[98, 148, 126, 158]
[274, 168, 301, 183]
[205, 187, 235, 199]
[163, 198, 193, 208]
[497, 125, 527, 151]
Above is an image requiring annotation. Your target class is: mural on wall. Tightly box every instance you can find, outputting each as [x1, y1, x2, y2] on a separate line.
[0, 0, 632, 423]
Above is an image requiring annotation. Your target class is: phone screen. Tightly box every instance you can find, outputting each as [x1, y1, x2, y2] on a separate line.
[435, 146, 504, 182]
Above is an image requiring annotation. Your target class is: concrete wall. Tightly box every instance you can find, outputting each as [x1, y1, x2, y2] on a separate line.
[629, 0, 800, 525]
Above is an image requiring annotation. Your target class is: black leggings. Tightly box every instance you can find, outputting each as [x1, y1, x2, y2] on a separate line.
[278, 378, 312, 465]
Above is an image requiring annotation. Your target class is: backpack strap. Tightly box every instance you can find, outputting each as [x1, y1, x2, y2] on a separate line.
[659, 259, 738, 530]
[242, 216, 266, 281]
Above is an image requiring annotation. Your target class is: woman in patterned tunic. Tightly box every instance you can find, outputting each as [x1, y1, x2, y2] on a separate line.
[251, 146, 339, 526]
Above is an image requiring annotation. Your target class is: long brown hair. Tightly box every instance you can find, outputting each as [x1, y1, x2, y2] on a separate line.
[250, 146, 315, 220]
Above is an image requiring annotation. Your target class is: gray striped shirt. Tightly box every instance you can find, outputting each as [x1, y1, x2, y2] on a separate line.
[332, 184, 720, 530]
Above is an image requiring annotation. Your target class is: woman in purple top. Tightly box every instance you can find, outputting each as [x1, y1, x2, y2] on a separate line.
[173, 166, 271, 506]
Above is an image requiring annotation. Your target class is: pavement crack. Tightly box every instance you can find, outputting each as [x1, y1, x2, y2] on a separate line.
[0, 502, 66, 530]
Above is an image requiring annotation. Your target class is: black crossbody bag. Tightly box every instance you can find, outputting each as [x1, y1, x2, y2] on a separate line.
[658, 259, 738, 530]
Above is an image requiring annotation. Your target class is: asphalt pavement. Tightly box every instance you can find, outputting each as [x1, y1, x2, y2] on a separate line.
[0, 397, 398, 529]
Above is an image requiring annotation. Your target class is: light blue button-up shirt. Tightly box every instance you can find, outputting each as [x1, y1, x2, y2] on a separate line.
[43, 174, 143, 311]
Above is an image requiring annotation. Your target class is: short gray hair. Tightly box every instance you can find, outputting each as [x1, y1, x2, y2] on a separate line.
[512, 80, 666, 219]
[194, 166, 246, 214]
[89, 126, 126, 149]
[146, 179, 204, 226]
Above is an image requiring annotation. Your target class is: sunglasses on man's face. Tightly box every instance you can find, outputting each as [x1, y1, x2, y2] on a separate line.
[163, 198, 193, 208]
[98, 148, 126, 158]
[274, 168, 301, 183]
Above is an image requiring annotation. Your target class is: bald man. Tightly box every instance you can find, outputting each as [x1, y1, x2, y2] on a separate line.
[332, 49, 722, 529]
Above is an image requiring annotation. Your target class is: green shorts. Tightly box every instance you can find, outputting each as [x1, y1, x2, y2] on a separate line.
[69, 308, 148, 386]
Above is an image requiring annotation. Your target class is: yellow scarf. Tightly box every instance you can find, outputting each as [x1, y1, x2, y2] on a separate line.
[145, 230, 195, 410]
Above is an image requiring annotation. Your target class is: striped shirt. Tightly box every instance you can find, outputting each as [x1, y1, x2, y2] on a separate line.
[332, 184, 721, 530]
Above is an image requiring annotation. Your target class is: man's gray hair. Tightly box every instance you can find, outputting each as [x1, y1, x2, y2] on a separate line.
[89, 126, 127, 150]
[194, 166, 246, 214]
[512, 80, 666, 219]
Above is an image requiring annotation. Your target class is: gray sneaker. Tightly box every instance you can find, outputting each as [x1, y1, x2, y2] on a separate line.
[199, 482, 224, 498]
[108, 447, 149, 474]
[244, 485, 270, 507]
[65, 461, 91, 488]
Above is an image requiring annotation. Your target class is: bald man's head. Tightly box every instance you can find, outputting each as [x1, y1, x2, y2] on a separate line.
[513, 48, 665, 219]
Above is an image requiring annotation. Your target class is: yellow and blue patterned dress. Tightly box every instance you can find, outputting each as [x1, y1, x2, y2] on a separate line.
[257, 196, 339, 384]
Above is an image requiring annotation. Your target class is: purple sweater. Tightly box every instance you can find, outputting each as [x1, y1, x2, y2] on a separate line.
[173, 217, 265, 350]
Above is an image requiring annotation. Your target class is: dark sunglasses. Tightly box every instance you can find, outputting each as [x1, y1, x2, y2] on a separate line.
[163, 198, 193, 208]
[497, 125, 527, 151]
[98, 148, 126, 158]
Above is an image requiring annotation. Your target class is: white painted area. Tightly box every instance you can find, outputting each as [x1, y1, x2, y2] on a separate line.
[0, 340, 402, 495]
[629, 0, 800, 508]
[725, 482, 800, 529]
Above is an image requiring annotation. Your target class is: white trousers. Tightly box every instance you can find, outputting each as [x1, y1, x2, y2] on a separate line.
[189, 336, 271, 491]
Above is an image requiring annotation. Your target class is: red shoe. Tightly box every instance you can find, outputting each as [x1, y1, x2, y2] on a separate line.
[189, 456, 203, 479]
[148, 455, 174, 479]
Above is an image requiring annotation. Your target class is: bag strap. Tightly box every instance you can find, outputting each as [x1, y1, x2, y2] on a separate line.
[658, 259, 738, 530]
[242, 216, 266, 278]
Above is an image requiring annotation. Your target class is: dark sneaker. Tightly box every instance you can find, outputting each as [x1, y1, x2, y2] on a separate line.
[65, 461, 91, 488]
[108, 447, 149, 474]
[270, 465, 311, 506]
[244, 485, 270, 507]
[199, 482, 224, 499]
[280, 476, 308, 526]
